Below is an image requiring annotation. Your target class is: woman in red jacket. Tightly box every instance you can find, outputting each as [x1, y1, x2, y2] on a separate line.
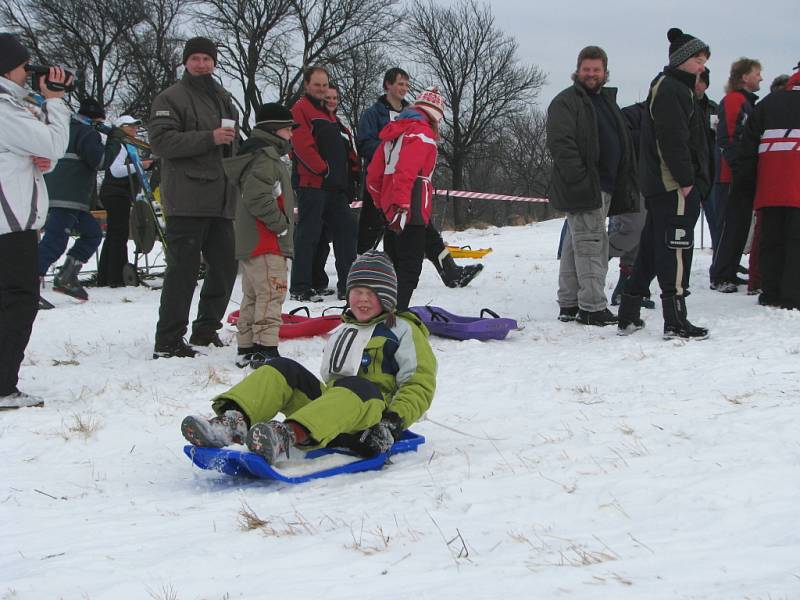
[366, 86, 444, 310]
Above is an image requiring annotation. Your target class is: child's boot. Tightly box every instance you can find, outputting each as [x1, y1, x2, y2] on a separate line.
[181, 410, 248, 447]
[246, 420, 296, 463]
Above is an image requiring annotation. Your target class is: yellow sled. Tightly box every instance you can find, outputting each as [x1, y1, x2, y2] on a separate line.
[447, 245, 492, 259]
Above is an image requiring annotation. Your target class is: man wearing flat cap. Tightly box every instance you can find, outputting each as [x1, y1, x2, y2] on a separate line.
[148, 36, 239, 358]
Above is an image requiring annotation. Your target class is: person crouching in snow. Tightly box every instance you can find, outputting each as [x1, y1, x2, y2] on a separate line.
[366, 86, 445, 310]
[181, 251, 437, 462]
[222, 103, 297, 368]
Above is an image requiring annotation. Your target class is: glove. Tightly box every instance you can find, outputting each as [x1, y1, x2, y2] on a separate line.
[328, 411, 404, 458]
[360, 410, 404, 455]
[387, 209, 407, 233]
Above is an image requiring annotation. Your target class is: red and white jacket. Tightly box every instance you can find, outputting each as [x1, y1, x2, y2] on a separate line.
[366, 108, 437, 226]
[738, 73, 800, 210]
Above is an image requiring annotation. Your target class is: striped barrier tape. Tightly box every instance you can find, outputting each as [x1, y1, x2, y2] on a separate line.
[349, 190, 549, 209]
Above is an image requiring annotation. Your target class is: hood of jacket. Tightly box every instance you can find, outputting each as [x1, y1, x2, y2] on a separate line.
[223, 128, 290, 181]
[378, 108, 432, 142]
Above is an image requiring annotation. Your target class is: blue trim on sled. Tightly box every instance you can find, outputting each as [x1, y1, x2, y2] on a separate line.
[183, 430, 425, 484]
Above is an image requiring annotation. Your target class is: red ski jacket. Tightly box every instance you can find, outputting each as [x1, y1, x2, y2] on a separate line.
[738, 73, 800, 209]
[290, 94, 335, 188]
[366, 108, 438, 226]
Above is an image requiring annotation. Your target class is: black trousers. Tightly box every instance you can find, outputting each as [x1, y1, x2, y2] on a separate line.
[710, 182, 753, 283]
[383, 224, 427, 311]
[759, 206, 800, 307]
[312, 226, 331, 290]
[626, 188, 702, 299]
[0, 231, 39, 396]
[357, 190, 448, 263]
[291, 188, 357, 296]
[97, 191, 132, 286]
[155, 216, 237, 346]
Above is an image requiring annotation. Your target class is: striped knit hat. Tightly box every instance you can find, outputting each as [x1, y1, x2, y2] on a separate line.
[667, 28, 709, 68]
[346, 251, 398, 313]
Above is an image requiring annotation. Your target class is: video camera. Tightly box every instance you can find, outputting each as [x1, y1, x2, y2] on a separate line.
[25, 64, 82, 93]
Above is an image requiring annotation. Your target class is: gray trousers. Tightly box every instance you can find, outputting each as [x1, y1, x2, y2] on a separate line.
[557, 192, 611, 311]
[609, 193, 647, 267]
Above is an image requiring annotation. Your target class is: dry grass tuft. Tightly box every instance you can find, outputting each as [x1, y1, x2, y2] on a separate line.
[62, 414, 101, 440]
[204, 367, 231, 388]
[146, 584, 178, 600]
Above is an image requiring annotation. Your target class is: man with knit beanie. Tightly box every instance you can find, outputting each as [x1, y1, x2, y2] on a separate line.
[181, 250, 437, 464]
[618, 28, 711, 339]
[149, 36, 239, 358]
[222, 102, 297, 369]
[0, 33, 72, 408]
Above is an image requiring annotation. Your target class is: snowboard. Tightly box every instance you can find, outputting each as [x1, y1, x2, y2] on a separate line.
[184, 430, 425, 484]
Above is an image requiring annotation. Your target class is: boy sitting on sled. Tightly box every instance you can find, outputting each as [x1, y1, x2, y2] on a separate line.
[181, 251, 436, 462]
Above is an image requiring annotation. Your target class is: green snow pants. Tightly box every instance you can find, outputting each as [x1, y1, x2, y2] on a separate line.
[212, 357, 387, 447]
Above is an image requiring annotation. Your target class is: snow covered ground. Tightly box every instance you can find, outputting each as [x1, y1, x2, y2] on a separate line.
[3, 218, 799, 600]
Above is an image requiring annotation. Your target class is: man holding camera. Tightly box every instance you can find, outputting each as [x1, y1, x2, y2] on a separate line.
[0, 33, 71, 409]
[148, 37, 239, 359]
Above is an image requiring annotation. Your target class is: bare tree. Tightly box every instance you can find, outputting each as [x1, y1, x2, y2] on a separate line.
[272, 0, 403, 104]
[116, 0, 187, 117]
[0, 0, 147, 107]
[403, 0, 546, 228]
[327, 39, 391, 137]
[192, 0, 294, 134]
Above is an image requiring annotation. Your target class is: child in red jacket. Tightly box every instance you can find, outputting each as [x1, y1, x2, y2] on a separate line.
[366, 86, 444, 310]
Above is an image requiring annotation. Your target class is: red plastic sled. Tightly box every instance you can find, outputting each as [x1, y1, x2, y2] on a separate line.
[227, 307, 343, 339]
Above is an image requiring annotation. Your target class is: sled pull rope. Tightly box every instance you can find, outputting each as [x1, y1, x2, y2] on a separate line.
[480, 308, 501, 319]
[289, 306, 311, 317]
[420, 415, 509, 441]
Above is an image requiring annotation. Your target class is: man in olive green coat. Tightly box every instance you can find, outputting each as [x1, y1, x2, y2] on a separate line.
[148, 37, 239, 358]
[223, 103, 296, 368]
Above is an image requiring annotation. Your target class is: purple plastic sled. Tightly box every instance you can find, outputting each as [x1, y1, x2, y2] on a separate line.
[409, 305, 518, 341]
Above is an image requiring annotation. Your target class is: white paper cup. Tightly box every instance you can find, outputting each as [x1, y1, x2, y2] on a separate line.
[221, 118, 236, 129]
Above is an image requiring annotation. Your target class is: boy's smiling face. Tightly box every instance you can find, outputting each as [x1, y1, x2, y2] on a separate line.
[348, 286, 382, 322]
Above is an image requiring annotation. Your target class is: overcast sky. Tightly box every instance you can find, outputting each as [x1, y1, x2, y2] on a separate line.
[483, 0, 798, 109]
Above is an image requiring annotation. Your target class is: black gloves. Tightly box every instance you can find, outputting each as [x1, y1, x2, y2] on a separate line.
[329, 410, 404, 458]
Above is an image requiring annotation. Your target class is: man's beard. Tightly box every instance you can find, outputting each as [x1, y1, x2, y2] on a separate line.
[579, 76, 604, 93]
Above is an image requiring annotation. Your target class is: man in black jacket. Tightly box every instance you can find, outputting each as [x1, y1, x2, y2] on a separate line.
[547, 46, 638, 326]
[618, 28, 711, 339]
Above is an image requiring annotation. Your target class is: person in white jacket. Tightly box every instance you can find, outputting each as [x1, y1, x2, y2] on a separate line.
[0, 33, 72, 410]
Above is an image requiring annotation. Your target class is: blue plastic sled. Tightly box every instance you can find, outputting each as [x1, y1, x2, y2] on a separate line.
[183, 430, 425, 484]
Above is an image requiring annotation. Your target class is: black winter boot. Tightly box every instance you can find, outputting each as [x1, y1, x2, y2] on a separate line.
[434, 251, 483, 288]
[617, 293, 645, 336]
[53, 256, 88, 301]
[662, 295, 709, 340]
